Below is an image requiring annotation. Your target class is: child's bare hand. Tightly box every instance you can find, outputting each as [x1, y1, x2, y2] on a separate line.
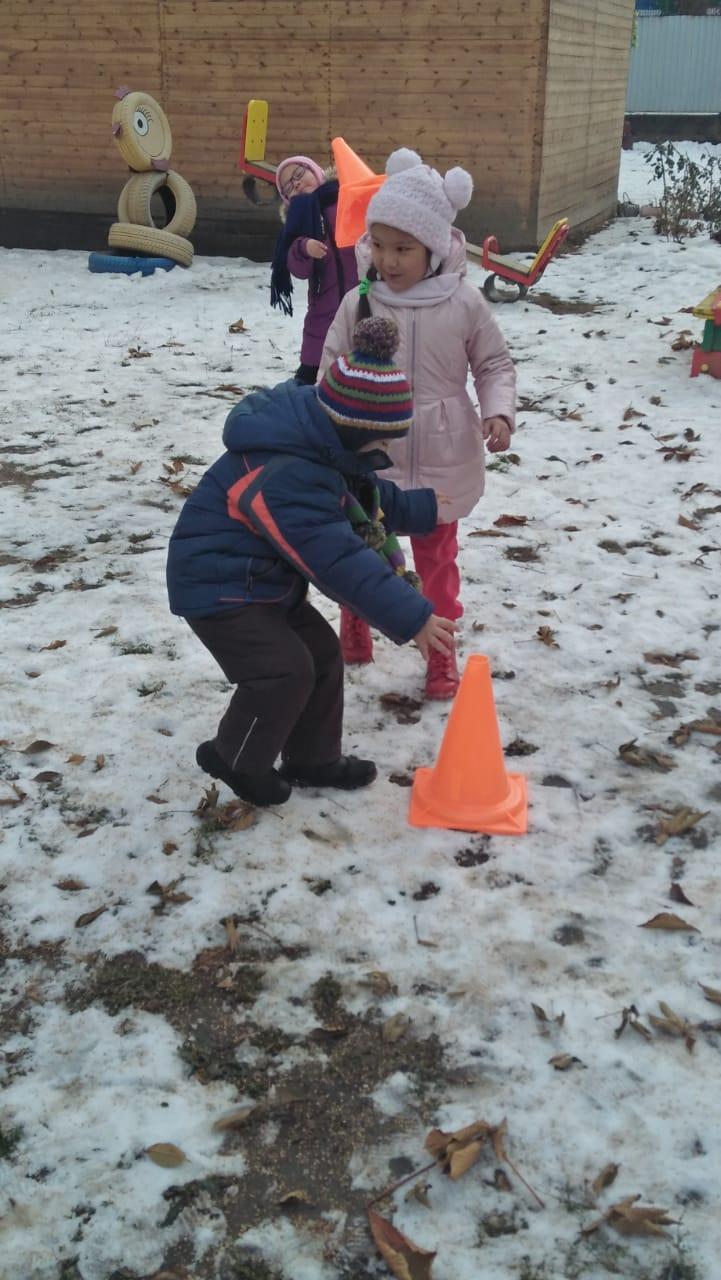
[413, 615, 457, 659]
[434, 490, 453, 523]
[482, 416, 511, 452]
[306, 238, 328, 260]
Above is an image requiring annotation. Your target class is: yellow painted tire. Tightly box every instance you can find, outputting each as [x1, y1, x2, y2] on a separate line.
[107, 222, 193, 268]
[117, 177, 135, 224]
[125, 170, 197, 237]
[111, 91, 173, 173]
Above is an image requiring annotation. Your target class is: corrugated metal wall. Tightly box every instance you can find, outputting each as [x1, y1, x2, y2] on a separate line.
[627, 16, 721, 111]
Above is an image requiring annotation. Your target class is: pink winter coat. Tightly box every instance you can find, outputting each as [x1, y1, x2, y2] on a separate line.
[319, 228, 516, 523]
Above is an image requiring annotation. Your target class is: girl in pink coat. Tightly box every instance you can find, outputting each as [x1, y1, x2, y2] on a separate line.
[319, 148, 516, 700]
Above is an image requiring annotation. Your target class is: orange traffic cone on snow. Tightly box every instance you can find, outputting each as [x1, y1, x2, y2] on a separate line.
[409, 654, 528, 834]
[332, 137, 385, 247]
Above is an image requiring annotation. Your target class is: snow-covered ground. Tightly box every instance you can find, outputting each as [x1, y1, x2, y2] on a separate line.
[1, 145, 720, 1280]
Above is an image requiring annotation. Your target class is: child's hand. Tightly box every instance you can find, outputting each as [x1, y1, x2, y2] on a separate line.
[413, 615, 457, 659]
[305, 238, 328, 260]
[482, 416, 511, 452]
[434, 490, 453, 524]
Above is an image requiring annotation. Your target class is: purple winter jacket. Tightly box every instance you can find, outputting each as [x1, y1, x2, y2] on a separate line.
[287, 201, 358, 366]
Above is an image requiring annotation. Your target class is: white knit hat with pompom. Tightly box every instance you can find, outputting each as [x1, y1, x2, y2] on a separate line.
[366, 148, 473, 262]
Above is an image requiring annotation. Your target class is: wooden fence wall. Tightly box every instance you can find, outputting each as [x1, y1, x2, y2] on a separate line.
[0, 0, 633, 253]
[537, 0, 634, 233]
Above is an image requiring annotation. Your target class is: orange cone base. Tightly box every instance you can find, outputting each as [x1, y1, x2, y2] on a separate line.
[409, 767, 528, 834]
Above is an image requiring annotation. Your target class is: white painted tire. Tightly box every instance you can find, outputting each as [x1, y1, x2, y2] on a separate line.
[125, 170, 197, 237]
[107, 222, 193, 267]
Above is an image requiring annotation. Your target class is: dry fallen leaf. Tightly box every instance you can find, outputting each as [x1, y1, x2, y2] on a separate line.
[212, 1105, 258, 1132]
[548, 1053, 585, 1071]
[699, 982, 721, 1006]
[224, 917, 241, 952]
[531, 1003, 565, 1033]
[655, 805, 708, 845]
[66, 753, 86, 765]
[75, 905, 108, 928]
[425, 1119, 491, 1179]
[405, 1181, 432, 1208]
[145, 1142, 187, 1168]
[163, 840, 178, 855]
[669, 882, 695, 907]
[648, 1001, 697, 1052]
[368, 1208, 436, 1280]
[618, 739, 675, 772]
[493, 1166, 513, 1192]
[362, 970, 397, 998]
[21, 739, 55, 754]
[55, 878, 88, 892]
[40, 639, 67, 652]
[640, 912, 699, 933]
[614, 1005, 653, 1041]
[278, 1189, 312, 1207]
[591, 1162, 620, 1198]
[536, 626, 559, 648]
[584, 1194, 677, 1238]
[228, 318, 247, 333]
[0, 781, 26, 806]
[643, 650, 698, 667]
[494, 513, 528, 527]
[382, 1012, 409, 1043]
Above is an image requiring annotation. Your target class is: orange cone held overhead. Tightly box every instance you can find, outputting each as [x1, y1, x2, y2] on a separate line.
[332, 136, 386, 248]
[332, 137, 377, 186]
[409, 654, 528, 834]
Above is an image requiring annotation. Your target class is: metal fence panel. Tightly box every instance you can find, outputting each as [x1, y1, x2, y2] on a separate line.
[627, 16, 721, 111]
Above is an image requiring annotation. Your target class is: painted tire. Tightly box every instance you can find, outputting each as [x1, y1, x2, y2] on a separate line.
[88, 251, 177, 276]
[482, 274, 528, 303]
[107, 222, 193, 267]
[111, 91, 172, 172]
[117, 176, 135, 223]
[125, 169, 197, 237]
[241, 175, 280, 208]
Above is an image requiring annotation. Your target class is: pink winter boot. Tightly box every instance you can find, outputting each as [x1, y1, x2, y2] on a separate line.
[340, 607, 373, 664]
[425, 647, 459, 701]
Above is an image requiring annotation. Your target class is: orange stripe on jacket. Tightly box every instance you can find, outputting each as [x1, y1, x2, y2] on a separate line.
[250, 491, 313, 577]
[226, 467, 263, 527]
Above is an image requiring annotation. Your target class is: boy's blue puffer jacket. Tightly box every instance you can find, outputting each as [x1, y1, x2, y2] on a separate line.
[166, 381, 437, 645]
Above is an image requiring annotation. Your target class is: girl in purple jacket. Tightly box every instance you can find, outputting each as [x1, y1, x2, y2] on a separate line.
[270, 155, 358, 385]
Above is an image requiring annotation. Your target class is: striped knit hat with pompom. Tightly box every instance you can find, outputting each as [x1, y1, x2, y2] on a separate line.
[316, 317, 413, 450]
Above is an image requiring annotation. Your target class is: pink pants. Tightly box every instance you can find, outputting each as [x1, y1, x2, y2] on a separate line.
[410, 521, 462, 621]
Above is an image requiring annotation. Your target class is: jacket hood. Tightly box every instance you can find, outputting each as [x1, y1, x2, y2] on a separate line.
[222, 381, 391, 478]
[355, 225, 468, 280]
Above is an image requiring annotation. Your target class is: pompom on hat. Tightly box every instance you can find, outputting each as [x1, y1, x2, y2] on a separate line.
[275, 155, 326, 203]
[316, 317, 413, 451]
[366, 148, 473, 262]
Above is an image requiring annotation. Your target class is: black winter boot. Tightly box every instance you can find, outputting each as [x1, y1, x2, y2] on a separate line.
[279, 755, 377, 790]
[196, 741, 291, 807]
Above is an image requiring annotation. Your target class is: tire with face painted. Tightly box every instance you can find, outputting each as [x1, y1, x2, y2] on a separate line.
[112, 90, 173, 173]
[124, 170, 197, 238]
[107, 222, 194, 267]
